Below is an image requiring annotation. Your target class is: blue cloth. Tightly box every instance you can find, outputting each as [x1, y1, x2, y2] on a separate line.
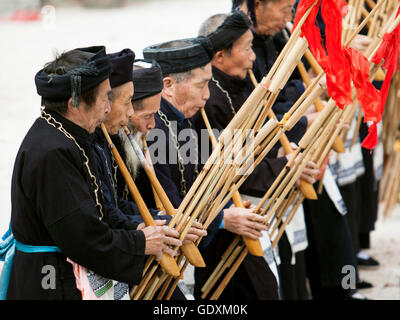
[0, 226, 61, 300]
[0, 227, 15, 300]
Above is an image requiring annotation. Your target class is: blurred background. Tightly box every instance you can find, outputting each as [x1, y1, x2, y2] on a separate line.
[0, 0, 231, 234]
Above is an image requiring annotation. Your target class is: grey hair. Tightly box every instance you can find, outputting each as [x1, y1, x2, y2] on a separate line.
[198, 13, 229, 37]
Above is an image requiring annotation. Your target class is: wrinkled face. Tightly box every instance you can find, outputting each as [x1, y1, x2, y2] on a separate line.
[216, 29, 256, 79]
[130, 93, 161, 135]
[81, 78, 112, 133]
[166, 63, 212, 119]
[104, 81, 134, 135]
[255, 0, 295, 36]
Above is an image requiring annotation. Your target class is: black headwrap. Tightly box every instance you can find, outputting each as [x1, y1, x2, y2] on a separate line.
[131, 59, 163, 102]
[142, 37, 213, 74]
[107, 48, 135, 88]
[246, 0, 257, 27]
[35, 46, 112, 107]
[207, 10, 252, 54]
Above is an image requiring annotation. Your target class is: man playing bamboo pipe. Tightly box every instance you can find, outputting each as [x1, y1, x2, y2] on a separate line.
[237, 0, 320, 145]
[141, 37, 273, 293]
[194, 10, 319, 300]
[2, 46, 175, 300]
[91, 49, 182, 258]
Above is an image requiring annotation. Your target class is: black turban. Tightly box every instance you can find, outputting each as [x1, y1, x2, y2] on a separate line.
[142, 37, 213, 74]
[131, 59, 163, 102]
[107, 48, 135, 88]
[35, 46, 112, 107]
[207, 10, 252, 54]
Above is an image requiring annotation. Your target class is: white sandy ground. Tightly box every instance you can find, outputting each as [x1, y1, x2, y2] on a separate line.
[0, 0, 399, 300]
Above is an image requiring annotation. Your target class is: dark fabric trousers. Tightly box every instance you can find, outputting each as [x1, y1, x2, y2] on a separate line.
[194, 230, 279, 300]
[303, 186, 358, 299]
[277, 232, 309, 300]
[339, 178, 363, 255]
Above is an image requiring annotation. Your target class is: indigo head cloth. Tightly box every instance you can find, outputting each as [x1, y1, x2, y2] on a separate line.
[207, 10, 252, 54]
[107, 48, 135, 88]
[132, 59, 163, 102]
[142, 37, 212, 74]
[35, 46, 113, 107]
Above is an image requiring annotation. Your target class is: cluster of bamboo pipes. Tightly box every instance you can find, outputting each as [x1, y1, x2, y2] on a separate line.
[99, 0, 400, 300]
[124, 1, 324, 300]
[200, 0, 400, 300]
[380, 69, 400, 216]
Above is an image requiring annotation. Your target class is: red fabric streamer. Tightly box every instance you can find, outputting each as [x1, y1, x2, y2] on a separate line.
[293, 0, 353, 109]
[321, 0, 353, 109]
[344, 47, 381, 123]
[361, 7, 400, 149]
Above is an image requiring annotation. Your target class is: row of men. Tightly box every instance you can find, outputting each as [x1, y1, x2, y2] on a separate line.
[1, 0, 381, 300]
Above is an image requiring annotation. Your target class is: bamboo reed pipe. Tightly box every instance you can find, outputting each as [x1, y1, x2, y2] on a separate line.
[210, 247, 248, 300]
[122, 127, 206, 268]
[271, 194, 305, 248]
[248, 69, 318, 200]
[296, 57, 346, 153]
[200, 108, 264, 256]
[100, 124, 180, 277]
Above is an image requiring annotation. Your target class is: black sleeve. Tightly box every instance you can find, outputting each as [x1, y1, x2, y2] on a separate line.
[240, 156, 288, 198]
[26, 148, 147, 284]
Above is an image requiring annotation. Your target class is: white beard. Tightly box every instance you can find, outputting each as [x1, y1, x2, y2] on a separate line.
[119, 126, 143, 180]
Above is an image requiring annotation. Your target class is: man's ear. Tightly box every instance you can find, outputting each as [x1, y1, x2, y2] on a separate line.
[162, 76, 175, 99]
[214, 50, 225, 65]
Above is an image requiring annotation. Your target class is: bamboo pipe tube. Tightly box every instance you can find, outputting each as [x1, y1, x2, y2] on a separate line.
[157, 252, 187, 300]
[202, 245, 245, 299]
[203, 117, 324, 299]
[164, 259, 190, 300]
[200, 108, 264, 256]
[268, 187, 298, 236]
[122, 127, 206, 268]
[218, 0, 318, 138]
[142, 136, 164, 211]
[130, 256, 156, 298]
[199, 120, 280, 230]
[200, 236, 241, 294]
[100, 124, 180, 277]
[132, 264, 159, 300]
[296, 58, 346, 153]
[268, 37, 308, 93]
[271, 194, 305, 248]
[210, 246, 248, 300]
[248, 69, 318, 200]
[262, 119, 333, 220]
[203, 126, 283, 230]
[209, 127, 284, 226]
[366, 0, 376, 9]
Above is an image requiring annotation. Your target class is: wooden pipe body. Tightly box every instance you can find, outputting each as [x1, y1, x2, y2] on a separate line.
[123, 127, 206, 268]
[200, 109, 264, 256]
[248, 70, 318, 200]
[100, 124, 180, 277]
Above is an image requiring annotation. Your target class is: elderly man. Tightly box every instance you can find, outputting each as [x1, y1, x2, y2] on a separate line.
[142, 36, 277, 300]
[2, 46, 179, 300]
[195, 10, 320, 300]
[242, 0, 368, 299]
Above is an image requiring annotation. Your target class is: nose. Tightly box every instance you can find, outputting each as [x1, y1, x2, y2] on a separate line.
[249, 49, 256, 63]
[148, 117, 155, 131]
[127, 105, 134, 120]
[104, 100, 111, 115]
[203, 85, 210, 101]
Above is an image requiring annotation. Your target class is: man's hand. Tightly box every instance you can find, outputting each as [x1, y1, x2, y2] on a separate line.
[286, 150, 320, 185]
[350, 34, 372, 55]
[222, 207, 268, 240]
[182, 221, 207, 244]
[139, 219, 182, 261]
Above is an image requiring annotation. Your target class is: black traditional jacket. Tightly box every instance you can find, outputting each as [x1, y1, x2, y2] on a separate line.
[7, 110, 146, 299]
